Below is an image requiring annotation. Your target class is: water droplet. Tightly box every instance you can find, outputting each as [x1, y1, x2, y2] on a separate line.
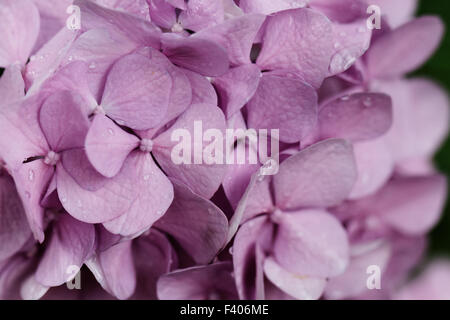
[30, 55, 36, 62]
[358, 26, 366, 33]
[229, 246, 234, 255]
[60, 196, 67, 203]
[340, 95, 350, 101]
[25, 191, 31, 199]
[363, 97, 372, 107]
[28, 169, 35, 181]
[334, 42, 341, 49]
[143, 174, 151, 181]
[156, 210, 164, 216]
[77, 200, 83, 208]
[88, 62, 96, 70]
[68, 55, 74, 61]
[107, 128, 115, 136]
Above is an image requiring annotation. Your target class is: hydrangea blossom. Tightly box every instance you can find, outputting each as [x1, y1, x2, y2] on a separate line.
[0, 0, 449, 300]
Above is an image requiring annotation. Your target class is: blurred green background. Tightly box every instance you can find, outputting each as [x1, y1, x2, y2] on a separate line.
[416, 1, 450, 255]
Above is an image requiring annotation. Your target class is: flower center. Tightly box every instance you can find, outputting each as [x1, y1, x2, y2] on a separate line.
[270, 209, 283, 224]
[140, 139, 154, 153]
[171, 22, 184, 33]
[94, 105, 106, 115]
[44, 151, 60, 166]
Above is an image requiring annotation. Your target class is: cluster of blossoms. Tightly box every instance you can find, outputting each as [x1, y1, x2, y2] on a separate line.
[0, 0, 449, 300]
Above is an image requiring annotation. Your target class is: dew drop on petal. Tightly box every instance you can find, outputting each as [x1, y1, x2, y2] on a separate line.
[28, 169, 35, 182]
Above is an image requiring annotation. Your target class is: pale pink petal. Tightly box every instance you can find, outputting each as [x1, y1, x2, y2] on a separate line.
[272, 210, 349, 277]
[0, 173, 32, 261]
[318, 93, 392, 142]
[366, 16, 444, 79]
[194, 14, 266, 66]
[264, 257, 326, 300]
[161, 33, 229, 76]
[35, 214, 95, 286]
[85, 114, 140, 178]
[0, 0, 40, 67]
[246, 72, 318, 143]
[101, 52, 173, 130]
[103, 152, 174, 237]
[239, 0, 308, 15]
[0, 65, 25, 103]
[213, 64, 261, 118]
[257, 8, 333, 88]
[154, 180, 228, 264]
[179, 0, 224, 31]
[153, 103, 227, 198]
[274, 139, 357, 210]
[157, 262, 238, 300]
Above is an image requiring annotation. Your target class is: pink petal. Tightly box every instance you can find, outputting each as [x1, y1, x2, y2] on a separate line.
[157, 262, 238, 300]
[25, 28, 77, 94]
[101, 52, 173, 130]
[256, 8, 333, 88]
[349, 138, 394, 199]
[161, 33, 230, 76]
[132, 229, 177, 299]
[325, 241, 391, 299]
[194, 14, 266, 66]
[0, 65, 25, 103]
[103, 152, 174, 237]
[274, 139, 357, 210]
[153, 103, 227, 198]
[318, 93, 393, 142]
[379, 78, 449, 162]
[148, 0, 177, 29]
[183, 69, 218, 105]
[363, 0, 418, 29]
[56, 156, 142, 224]
[63, 28, 138, 102]
[246, 72, 318, 143]
[31, 0, 72, 52]
[85, 114, 140, 178]
[178, 0, 224, 32]
[0, 97, 52, 242]
[154, 180, 228, 264]
[375, 175, 447, 235]
[309, 0, 366, 23]
[328, 19, 372, 76]
[92, 240, 136, 300]
[264, 257, 326, 300]
[75, 0, 161, 48]
[214, 64, 261, 118]
[35, 214, 95, 286]
[135, 47, 192, 125]
[39, 90, 90, 152]
[0, 173, 32, 261]
[0, 0, 40, 67]
[394, 259, 450, 300]
[239, 0, 308, 15]
[166, 0, 186, 9]
[366, 16, 444, 79]
[273, 210, 349, 278]
[93, 0, 150, 19]
[233, 216, 270, 299]
[40, 61, 98, 112]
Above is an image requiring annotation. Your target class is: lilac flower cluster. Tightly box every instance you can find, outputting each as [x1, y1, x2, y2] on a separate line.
[0, 0, 448, 300]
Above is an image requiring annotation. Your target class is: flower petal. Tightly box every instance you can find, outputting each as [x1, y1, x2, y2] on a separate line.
[274, 139, 357, 209]
[154, 180, 228, 264]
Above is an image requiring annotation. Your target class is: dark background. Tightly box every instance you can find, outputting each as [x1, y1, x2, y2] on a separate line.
[416, 1, 450, 255]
